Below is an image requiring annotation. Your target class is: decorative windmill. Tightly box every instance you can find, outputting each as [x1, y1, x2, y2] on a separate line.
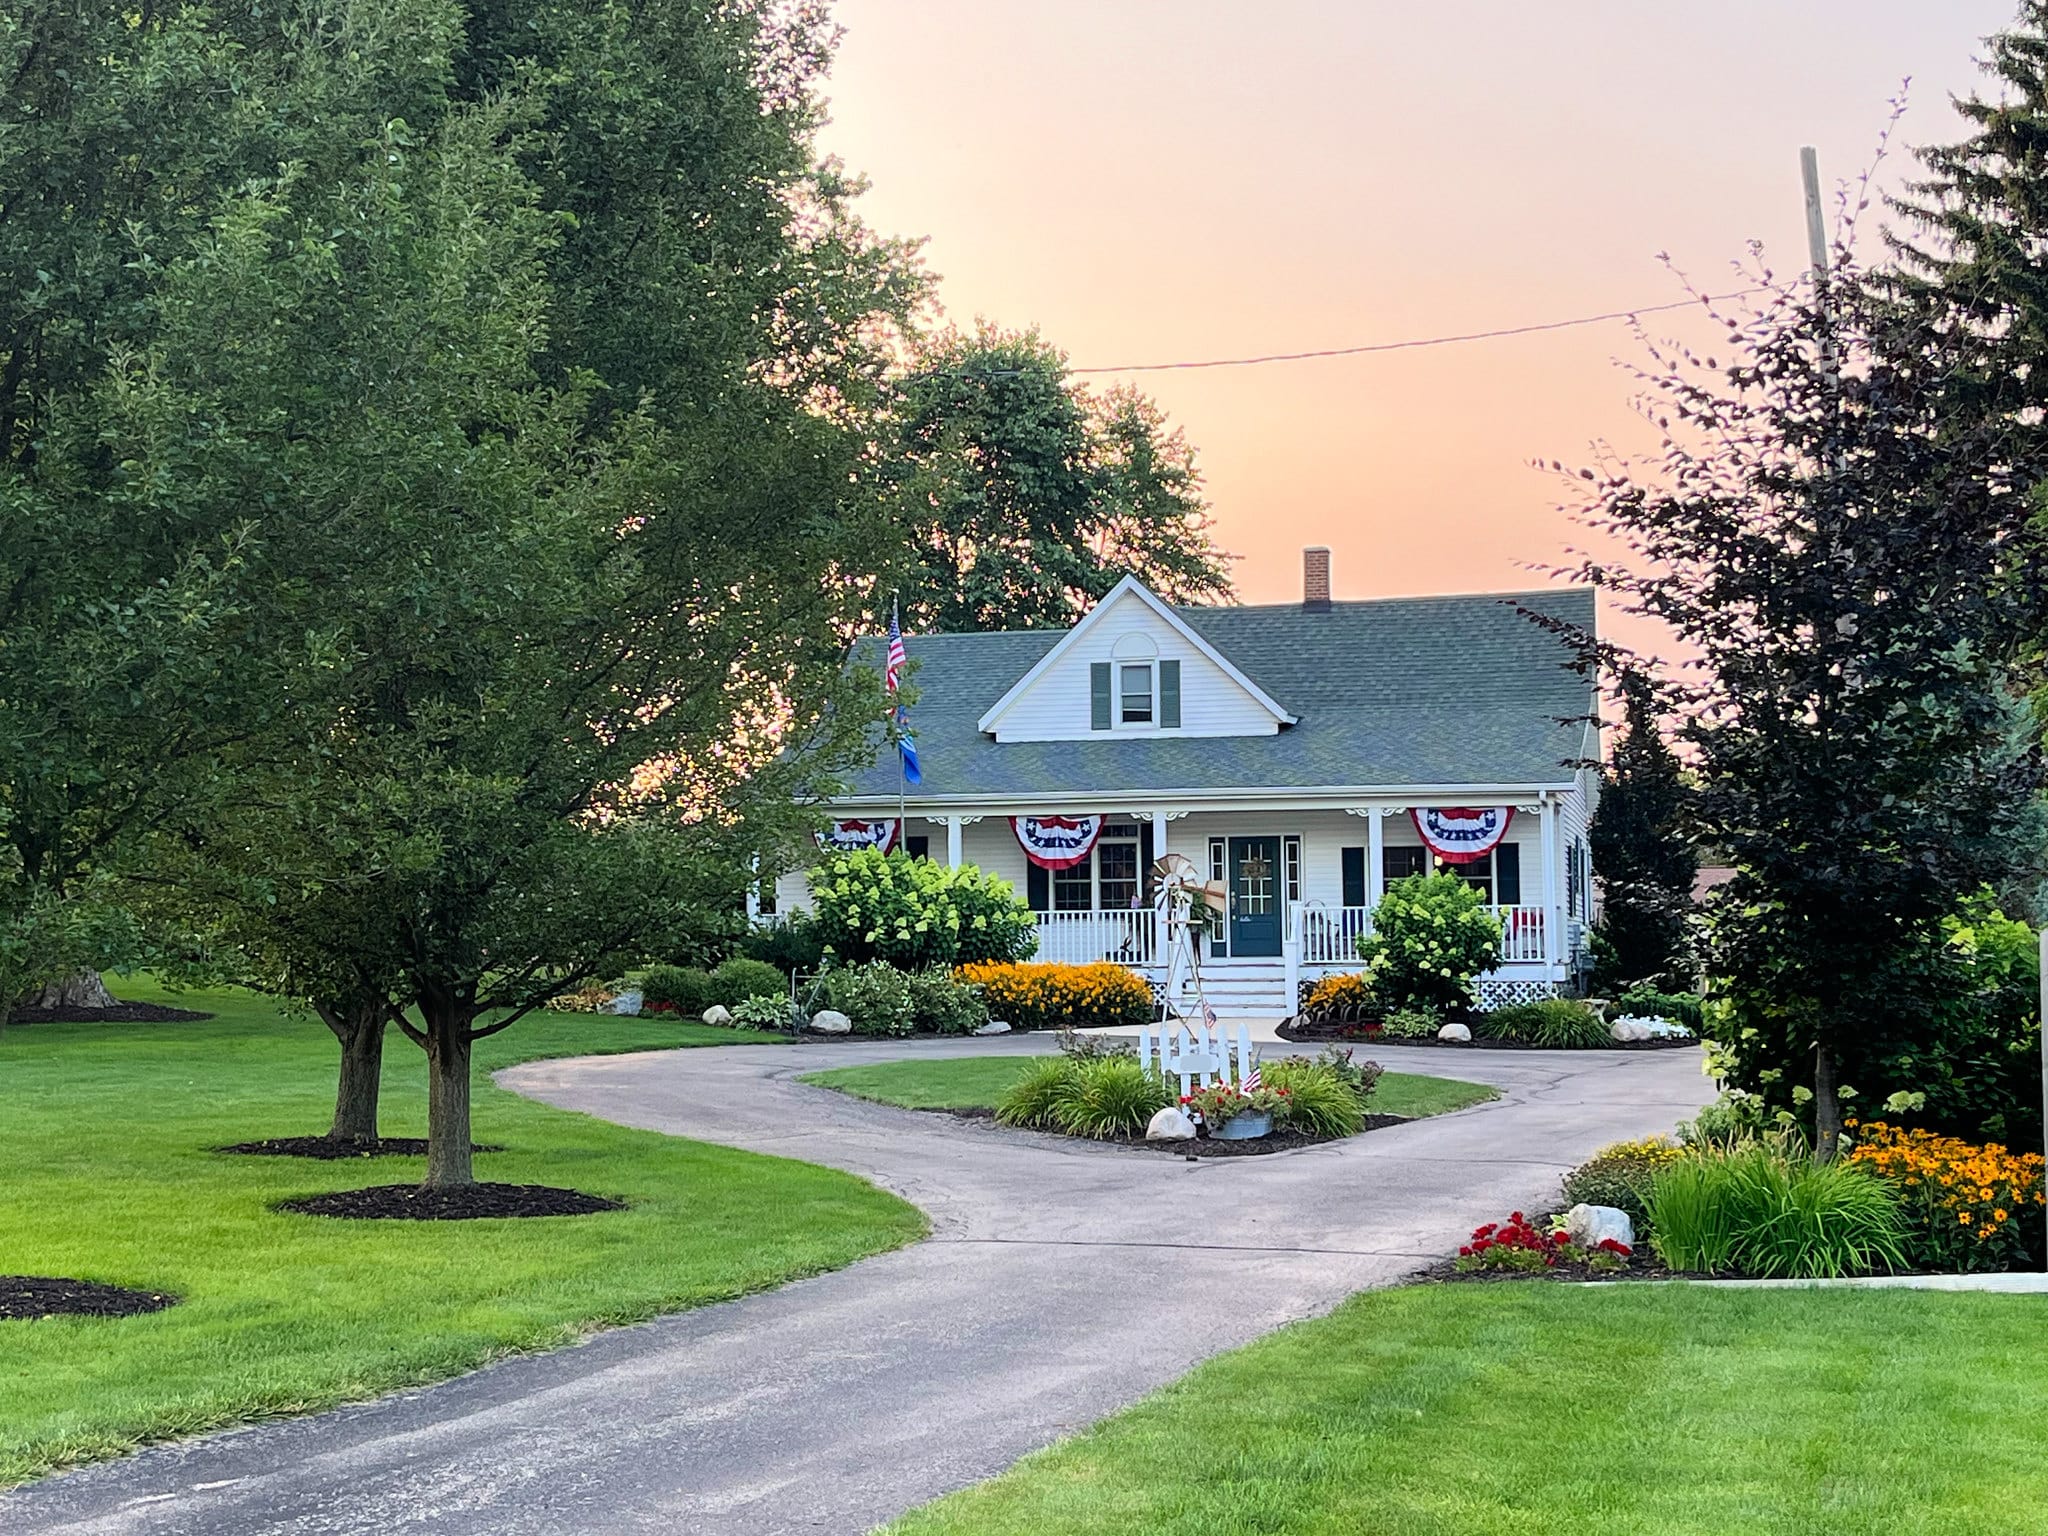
[1150, 853, 1229, 1020]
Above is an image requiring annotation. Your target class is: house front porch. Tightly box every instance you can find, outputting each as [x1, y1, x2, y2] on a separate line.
[769, 793, 1594, 1020]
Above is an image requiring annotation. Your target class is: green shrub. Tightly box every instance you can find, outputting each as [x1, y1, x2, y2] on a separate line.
[996, 1057, 1077, 1130]
[818, 962, 915, 1036]
[1380, 1004, 1440, 1039]
[1357, 873, 1502, 1012]
[737, 913, 824, 976]
[1560, 1136, 1683, 1233]
[1647, 1143, 1908, 1278]
[711, 956, 788, 1008]
[640, 964, 715, 1017]
[903, 968, 990, 1036]
[729, 993, 799, 1031]
[1263, 1059, 1367, 1138]
[1052, 1056, 1172, 1139]
[1477, 998, 1610, 1049]
[1614, 986, 1704, 1032]
[807, 849, 1036, 969]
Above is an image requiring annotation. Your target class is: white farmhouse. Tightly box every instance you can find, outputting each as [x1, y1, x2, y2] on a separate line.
[765, 549, 1600, 1019]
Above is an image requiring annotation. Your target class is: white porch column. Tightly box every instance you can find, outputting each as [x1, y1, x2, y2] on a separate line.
[1366, 808, 1387, 908]
[945, 815, 963, 869]
[1538, 795, 1560, 971]
[1151, 806, 1172, 863]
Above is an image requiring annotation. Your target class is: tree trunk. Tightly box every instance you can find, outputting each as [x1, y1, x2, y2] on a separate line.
[316, 1000, 387, 1146]
[1813, 1040, 1844, 1162]
[423, 1006, 475, 1190]
[26, 970, 118, 1011]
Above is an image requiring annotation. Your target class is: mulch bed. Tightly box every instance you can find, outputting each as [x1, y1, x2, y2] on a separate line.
[218, 1136, 504, 1160]
[6, 1001, 213, 1025]
[1411, 1252, 1704, 1285]
[944, 1106, 1412, 1156]
[1, 1276, 179, 1321]
[1276, 1018, 1695, 1051]
[277, 1183, 626, 1220]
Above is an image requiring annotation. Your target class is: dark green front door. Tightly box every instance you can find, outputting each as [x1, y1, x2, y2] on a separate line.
[1227, 836, 1283, 958]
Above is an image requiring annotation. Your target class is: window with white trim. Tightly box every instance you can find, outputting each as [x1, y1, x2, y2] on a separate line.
[1118, 662, 1154, 724]
[1283, 834, 1302, 904]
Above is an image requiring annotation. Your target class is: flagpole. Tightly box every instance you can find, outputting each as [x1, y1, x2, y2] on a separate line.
[894, 595, 906, 847]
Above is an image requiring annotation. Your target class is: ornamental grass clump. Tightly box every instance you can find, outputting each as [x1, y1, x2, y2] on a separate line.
[1356, 873, 1502, 1012]
[1476, 998, 1610, 1049]
[1646, 1142, 1908, 1278]
[1262, 1058, 1368, 1137]
[1847, 1121, 2045, 1272]
[995, 1056, 1171, 1139]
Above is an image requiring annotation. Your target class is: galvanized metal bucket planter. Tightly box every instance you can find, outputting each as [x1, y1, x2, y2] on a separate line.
[1210, 1108, 1273, 1141]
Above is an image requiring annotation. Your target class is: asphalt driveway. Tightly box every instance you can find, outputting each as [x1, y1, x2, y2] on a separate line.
[2, 1038, 1714, 1536]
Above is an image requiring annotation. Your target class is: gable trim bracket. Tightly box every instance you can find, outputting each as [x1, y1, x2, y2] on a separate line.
[975, 575, 1298, 735]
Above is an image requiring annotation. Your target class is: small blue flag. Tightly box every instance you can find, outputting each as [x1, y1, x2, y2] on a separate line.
[896, 704, 922, 785]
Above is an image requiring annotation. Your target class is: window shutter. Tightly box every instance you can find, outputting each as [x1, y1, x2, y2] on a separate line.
[1027, 862, 1050, 911]
[1496, 842, 1522, 905]
[1140, 818, 1156, 903]
[1090, 662, 1112, 730]
[1158, 659, 1181, 728]
[1341, 846, 1366, 908]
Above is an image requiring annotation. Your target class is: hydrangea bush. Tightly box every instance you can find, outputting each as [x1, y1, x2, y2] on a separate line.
[1356, 872, 1502, 1013]
[807, 849, 1036, 969]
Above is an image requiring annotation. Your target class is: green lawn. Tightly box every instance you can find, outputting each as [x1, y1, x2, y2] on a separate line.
[0, 981, 921, 1488]
[891, 1283, 2048, 1535]
[801, 1054, 1499, 1120]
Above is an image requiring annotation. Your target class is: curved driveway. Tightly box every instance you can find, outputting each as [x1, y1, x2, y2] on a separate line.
[4, 1038, 1713, 1536]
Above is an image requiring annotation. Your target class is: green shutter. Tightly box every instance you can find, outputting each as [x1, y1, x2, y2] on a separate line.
[1158, 659, 1181, 728]
[1090, 662, 1111, 730]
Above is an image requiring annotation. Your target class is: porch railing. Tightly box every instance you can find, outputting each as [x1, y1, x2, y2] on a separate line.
[1294, 902, 1550, 966]
[1032, 909, 1159, 967]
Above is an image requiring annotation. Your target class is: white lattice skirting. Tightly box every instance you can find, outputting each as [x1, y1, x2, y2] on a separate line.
[1473, 979, 1563, 1011]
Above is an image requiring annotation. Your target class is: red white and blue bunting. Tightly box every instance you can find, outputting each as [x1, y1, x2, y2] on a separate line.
[1411, 806, 1514, 865]
[818, 818, 899, 854]
[1010, 814, 1104, 870]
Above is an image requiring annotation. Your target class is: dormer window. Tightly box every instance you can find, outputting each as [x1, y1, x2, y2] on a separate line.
[1119, 663, 1154, 724]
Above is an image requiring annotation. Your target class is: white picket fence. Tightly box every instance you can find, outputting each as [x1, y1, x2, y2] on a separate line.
[1136, 1015, 1259, 1097]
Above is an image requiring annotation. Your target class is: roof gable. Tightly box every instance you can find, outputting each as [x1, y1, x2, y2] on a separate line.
[974, 576, 1295, 739]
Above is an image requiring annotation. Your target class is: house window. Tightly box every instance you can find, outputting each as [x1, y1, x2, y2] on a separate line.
[905, 834, 930, 860]
[1283, 834, 1302, 904]
[1384, 845, 1523, 904]
[1208, 835, 1228, 957]
[1053, 862, 1093, 911]
[1097, 821, 1144, 909]
[757, 876, 777, 917]
[1383, 846, 1429, 884]
[1119, 663, 1154, 724]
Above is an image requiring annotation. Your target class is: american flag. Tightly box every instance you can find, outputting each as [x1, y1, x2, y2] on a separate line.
[885, 603, 906, 695]
[1241, 1052, 1261, 1093]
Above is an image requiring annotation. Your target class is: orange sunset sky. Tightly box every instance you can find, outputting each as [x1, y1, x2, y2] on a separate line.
[820, 1, 2018, 659]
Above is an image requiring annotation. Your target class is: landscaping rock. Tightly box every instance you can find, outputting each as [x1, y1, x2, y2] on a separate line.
[807, 1009, 853, 1035]
[609, 989, 643, 1016]
[1610, 1018, 1650, 1043]
[1563, 1202, 1635, 1251]
[1145, 1106, 1197, 1141]
[702, 1004, 732, 1027]
[1437, 1022, 1472, 1042]
[974, 1019, 1012, 1035]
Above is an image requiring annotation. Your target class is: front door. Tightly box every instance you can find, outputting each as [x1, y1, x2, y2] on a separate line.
[1227, 836, 1283, 958]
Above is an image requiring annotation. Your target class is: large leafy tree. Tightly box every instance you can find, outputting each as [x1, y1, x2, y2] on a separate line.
[135, 0, 917, 1185]
[1587, 678, 1697, 990]
[0, 2, 467, 1016]
[1561, 252, 2047, 1158]
[891, 327, 1232, 631]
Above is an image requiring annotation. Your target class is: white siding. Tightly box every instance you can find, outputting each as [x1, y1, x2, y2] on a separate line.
[986, 588, 1281, 743]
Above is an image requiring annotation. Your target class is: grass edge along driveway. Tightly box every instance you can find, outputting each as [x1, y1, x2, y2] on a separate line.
[800, 1053, 1501, 1120]
[888, 1282, 2048, 1536]
[0, 983, 921, 1488]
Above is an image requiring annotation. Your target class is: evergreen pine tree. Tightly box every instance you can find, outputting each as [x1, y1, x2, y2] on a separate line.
[1588, 679, 1697, 990]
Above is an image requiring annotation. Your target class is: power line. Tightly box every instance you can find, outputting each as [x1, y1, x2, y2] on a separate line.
[1063, 289, 1768, 375]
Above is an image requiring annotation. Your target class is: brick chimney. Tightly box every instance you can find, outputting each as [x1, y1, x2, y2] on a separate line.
[1302, 546, 1332, 612]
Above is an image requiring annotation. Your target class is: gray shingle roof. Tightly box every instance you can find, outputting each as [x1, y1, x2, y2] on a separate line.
[841, 587, 1596, 800]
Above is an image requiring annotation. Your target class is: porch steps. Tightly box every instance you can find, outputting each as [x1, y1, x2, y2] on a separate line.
[1182, 962, 1292, 1021]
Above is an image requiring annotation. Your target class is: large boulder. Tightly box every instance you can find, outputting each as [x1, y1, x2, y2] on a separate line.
[701, 1004, 732, 1027]
[608, 989, 643, 1017]
[1437, 1022, 1472, 1043]
[1610, 1018, 1651, 1043]
[1145, 1106, 1198, 1141]
[1564, 1202, 1635, 1252]
[807, 1009, 853, 1035]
